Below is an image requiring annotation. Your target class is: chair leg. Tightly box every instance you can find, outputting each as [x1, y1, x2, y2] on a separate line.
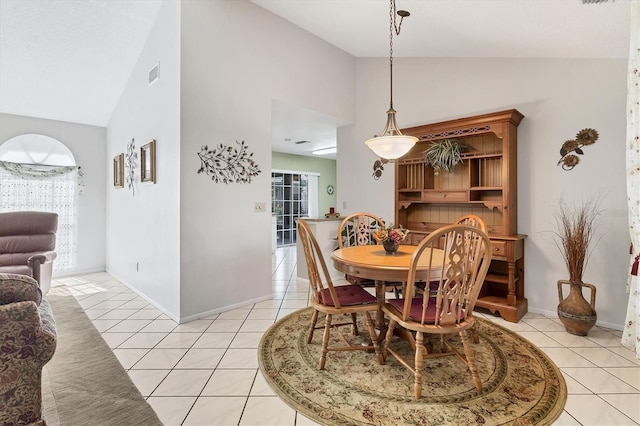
[319, 314, 332, 370]
[393, 285, 401, 299]
[414, 331, 424, 400]
[364, 311, 383, 365]
[350, 313, 359, 336]
[382, 319, 397, 363]
[307, 309, 319, 344]
[471, 323, 480, 344]
[460, 330, 483, 392]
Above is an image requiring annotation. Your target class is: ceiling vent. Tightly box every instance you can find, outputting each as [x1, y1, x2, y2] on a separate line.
[294, 140, 311, 145]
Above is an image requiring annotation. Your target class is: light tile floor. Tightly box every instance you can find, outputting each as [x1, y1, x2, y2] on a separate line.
[51, 246, 640, 426]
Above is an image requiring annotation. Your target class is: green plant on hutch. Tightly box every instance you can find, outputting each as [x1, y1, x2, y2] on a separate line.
[423, 138, 467, 176]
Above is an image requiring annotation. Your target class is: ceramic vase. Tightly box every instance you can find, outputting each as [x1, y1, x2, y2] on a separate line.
[383, 240, 399, 255]
[557, 280, 597, 336]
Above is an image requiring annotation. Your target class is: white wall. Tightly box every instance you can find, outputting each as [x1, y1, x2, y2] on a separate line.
[106, 1, 181, 318]
[338, 57, 628, 328]
[179, 0, 355, 318]
[0, 113, 106, 275]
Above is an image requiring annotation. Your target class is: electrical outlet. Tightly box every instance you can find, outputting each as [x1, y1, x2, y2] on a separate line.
[255, 202, 266, 212]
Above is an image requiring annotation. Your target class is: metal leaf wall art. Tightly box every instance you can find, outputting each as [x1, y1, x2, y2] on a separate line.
[557, 128, 598, 171]
[197, 140, 261, 184]
[372, 158, 390, 180]
[125, 138, 137, 195]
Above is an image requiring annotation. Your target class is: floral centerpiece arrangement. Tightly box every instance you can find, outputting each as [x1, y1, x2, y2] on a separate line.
[373, 224, 409, 254]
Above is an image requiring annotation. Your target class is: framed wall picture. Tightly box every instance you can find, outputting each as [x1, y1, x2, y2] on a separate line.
[140, 139, 156, 183]
[113, 153, 124, 188]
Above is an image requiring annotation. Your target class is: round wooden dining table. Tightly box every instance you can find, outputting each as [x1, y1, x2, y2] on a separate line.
[331, 244, 445, 283]
[331, 244, 445, 330]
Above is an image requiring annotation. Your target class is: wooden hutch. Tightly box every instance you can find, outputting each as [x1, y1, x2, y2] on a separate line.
[395, 109, 527, 322]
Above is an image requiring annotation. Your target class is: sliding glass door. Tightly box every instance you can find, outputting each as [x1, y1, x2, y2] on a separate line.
[272, 171, 311, 246]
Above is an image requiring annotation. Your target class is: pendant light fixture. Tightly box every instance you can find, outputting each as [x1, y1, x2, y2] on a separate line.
[365, 0, 418, 160]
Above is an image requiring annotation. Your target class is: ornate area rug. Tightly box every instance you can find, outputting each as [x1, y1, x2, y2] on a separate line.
[258, 308, 566, 426]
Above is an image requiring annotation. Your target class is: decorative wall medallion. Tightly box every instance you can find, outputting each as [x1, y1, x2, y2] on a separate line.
[197, 140, 261, 184]
[326, 184, 334, 195]
[372, 158, 389, 180]
[125, 138, 138, 194]
[557, 128, 598, 171]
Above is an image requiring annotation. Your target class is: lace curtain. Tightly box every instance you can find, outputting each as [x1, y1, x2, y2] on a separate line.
[0, 160, 84, 271]
[622, 1, 640, 359]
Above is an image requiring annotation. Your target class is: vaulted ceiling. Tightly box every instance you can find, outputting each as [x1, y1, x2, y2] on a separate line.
[0, 0, 631, 158]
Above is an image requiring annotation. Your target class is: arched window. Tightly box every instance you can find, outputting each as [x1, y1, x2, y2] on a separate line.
[0, 134, 83, 272]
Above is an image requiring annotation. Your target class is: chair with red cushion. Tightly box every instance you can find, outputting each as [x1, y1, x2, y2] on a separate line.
[338, 212, 401, 297]
[453, 215, 487, 343]
[298, 219, 383, 370]
[382, 224, 492, 399]
[421, 214, 487, 343]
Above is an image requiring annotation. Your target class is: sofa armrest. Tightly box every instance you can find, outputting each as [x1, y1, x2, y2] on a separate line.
[27, 251, 57, 266]
[0, 274, 42, 306]
[26, 253, 56, 295]
[0, 300, 56, 354]
[37, 299, 57, 341]
[0, 300, 57, 426]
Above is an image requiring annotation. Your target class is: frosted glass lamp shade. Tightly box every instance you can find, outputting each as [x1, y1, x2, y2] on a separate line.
[365, 135, 418, 160]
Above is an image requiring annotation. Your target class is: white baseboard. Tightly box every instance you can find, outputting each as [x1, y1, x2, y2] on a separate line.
[105, 268, 181, 323]
[527, 306, 624, 331]
[53, 267, 106, 278]
[105, 268, 275, 324]
[179, 294, 273, 324]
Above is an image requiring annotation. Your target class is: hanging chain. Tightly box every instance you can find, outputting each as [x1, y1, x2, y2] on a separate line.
[389, 0, 394, 68]
[389, 0, 407, 109]
[389, 0, 394, 108]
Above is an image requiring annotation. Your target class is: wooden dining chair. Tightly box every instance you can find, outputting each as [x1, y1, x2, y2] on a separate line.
[422, 214, 488, 343]
[455, 214, 487, 344]
[338, 212, 401, 297]
[297, 219, 384, 370]
[455, 214, 487, 234]
[337, 212, 383, 250]
[381, 224, 492, 399]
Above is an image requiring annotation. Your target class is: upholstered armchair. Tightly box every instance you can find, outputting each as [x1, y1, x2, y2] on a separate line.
[0, 211, 58, 294]
[0, 273, 57, 426]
